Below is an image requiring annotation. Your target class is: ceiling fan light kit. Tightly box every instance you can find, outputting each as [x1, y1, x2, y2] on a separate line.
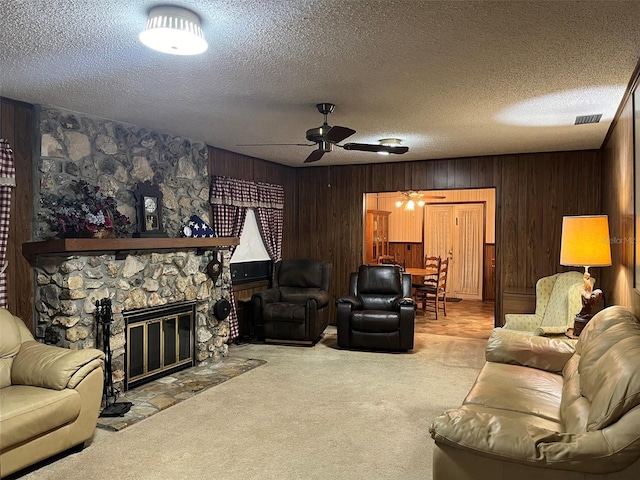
[139, 6, 208, 56]
[377, 138, 403, 156]
[394, 191, 439, 210]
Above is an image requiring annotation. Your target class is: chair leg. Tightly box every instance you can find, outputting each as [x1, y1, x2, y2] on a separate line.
[434, 294, 438, 320]
[442, 295, 447, 317]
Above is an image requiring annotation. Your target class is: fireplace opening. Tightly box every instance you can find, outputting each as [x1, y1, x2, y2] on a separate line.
[125, 302, 195, 390]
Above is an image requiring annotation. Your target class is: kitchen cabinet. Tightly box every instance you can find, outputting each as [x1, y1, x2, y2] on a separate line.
[365, 210, 390, 264]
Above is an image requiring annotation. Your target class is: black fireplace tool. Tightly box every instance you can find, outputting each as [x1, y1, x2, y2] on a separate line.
[96, 298, 132, 417]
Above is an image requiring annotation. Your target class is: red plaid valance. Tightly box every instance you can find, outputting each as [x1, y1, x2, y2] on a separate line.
[210, 175, 284, 209]
[0, 139, 16, 309]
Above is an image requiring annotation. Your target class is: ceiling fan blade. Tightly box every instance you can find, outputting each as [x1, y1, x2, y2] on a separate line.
[342, 143, 409, 154]
[236, 143, 313, 147]
[326, 125, 356, 144]
[304, 149, 326, 163]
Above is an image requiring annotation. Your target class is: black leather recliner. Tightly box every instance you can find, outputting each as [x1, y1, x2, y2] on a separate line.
[252, 258, 331, 345]
[336, 265, 416, 351]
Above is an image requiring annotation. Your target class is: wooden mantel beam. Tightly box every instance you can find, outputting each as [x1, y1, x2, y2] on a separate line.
[22, 237, 240, 262]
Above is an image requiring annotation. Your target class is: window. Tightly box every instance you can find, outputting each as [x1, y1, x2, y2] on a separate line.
[230, 209, 271, 284]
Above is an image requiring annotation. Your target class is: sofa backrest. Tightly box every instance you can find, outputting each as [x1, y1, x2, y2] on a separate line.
[562, 306, 640, 433]
[0, 309, 34, 388]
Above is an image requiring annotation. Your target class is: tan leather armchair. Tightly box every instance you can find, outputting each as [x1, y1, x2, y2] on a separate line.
[430, 306, 640, 479]
[0, 308, 105, 477]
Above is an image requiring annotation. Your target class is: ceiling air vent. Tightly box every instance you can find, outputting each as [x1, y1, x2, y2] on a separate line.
[575, 114, 602, 125]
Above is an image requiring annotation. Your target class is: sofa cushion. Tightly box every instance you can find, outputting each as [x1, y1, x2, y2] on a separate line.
[585, 336, 640, 431]
[575, 307, 640, 431]
[463, 362, 563, 423]
[279, 286, 322, 304]
[0, 385, 81, 450]
[263, 302, 306, 323]
[351, 311, 400, 333]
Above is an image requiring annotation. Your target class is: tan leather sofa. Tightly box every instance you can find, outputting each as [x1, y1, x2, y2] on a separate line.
[430, 305, 640, 479]
[0, 308, 105, 477]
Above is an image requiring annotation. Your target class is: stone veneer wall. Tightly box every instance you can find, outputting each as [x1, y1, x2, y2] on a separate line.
[31, 105, 232, 387]
[35, 249, 232, 390]
[36, 105, 210, 239]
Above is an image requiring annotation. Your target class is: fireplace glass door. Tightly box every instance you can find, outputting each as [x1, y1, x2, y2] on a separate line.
[125, 303, 195, 390]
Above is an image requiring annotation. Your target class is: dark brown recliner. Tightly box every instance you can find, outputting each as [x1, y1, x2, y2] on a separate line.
[252, 258, 331, 345]
[336, 265, 416, 351]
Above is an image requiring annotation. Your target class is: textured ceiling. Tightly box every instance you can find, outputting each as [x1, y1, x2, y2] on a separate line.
[1, 0, 640, 167]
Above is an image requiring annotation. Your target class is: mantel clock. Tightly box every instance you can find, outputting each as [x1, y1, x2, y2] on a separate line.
[133, 181, 167, 238]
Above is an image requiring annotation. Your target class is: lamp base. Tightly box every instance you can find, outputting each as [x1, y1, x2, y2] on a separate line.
[572, 315, 593, 336]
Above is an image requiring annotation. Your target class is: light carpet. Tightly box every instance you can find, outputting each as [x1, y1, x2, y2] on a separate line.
[15, 326, 487, 480]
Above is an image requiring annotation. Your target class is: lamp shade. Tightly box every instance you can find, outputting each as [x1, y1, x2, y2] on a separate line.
[560, 215, 612, 267]
[139, 6, 208, 56]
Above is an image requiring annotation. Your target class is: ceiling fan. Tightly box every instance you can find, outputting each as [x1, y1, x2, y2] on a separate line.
[381, 191, 446, 210]
[237, 103, 409, 163]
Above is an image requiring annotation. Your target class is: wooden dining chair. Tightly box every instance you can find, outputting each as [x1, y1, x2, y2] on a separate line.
[416, 257, 449, 319]
[412, 255, 440, 306]
[412, 255, 440, 288]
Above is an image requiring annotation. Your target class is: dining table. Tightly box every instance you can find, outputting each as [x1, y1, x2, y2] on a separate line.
[405, 267, 438, 278]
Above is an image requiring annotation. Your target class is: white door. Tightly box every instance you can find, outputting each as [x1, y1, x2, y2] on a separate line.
[424, 205, 454, 294]
[425, 203, 484, 300]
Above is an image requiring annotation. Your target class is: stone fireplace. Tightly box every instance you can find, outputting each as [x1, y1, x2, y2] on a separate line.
[25, 104, 238, 392]
[27, 238, 237, 392]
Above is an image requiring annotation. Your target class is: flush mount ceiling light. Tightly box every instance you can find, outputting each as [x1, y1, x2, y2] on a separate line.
[139, 6, 208, 56]
[377, 138, 403, 156]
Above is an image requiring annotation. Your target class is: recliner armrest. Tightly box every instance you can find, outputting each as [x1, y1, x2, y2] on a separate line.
[306, 290, 330, 308]
[12, 341, 105, 390]
[336, 296, 362, 310]
[394, 297, 417, 309]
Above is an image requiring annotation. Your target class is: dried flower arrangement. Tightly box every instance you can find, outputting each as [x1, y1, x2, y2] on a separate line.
[46, 180, 130, 238]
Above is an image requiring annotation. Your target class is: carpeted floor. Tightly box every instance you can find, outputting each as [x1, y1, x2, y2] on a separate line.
[13, 326, 487, 480]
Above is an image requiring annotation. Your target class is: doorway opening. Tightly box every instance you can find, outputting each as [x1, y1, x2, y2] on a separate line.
[363, 188, 496, 338]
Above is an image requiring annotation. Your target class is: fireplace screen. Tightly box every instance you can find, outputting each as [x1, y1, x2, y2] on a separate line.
[125, 302, 195, 390]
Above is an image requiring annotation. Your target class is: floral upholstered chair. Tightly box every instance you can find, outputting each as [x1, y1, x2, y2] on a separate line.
[503, 271, 594, 336]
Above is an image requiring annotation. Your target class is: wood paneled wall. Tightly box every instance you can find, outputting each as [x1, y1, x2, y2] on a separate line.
[601, 84, 639, 315]
[209, 148, 601, 324]
[0, 98, 34, 324]
[0, 100, 607, 332]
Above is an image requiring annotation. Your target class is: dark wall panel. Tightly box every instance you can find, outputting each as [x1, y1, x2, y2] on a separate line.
[209, 148, 601, 325]
[1, 98, 34, 325]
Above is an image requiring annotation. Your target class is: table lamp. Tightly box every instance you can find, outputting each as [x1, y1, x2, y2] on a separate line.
[559, 215, 611, 335]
